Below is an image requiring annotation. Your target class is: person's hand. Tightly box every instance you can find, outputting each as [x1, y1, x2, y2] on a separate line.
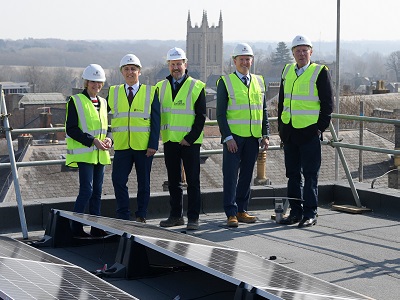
[179, 139, 190, 146]
[260, 137, 269, 150]
[103, 137, 112, 149]
[146, 148, 156, 157]
[226, 139, 238, 153]
[93, 138, 108, 150]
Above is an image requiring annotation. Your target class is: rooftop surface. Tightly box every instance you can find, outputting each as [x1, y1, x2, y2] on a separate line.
[3, 202, 399, 300]
[1, 180, 400, 300]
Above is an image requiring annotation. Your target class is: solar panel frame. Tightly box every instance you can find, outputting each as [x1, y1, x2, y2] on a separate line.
[0, 236, 70, 265]
[52, 209, 374, 300]
[135, 235, 372, 300]
[56, 210, 223, 247]
[0, 257, 138, 300]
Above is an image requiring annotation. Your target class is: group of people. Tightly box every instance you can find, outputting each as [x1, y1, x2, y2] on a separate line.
[65, 34, 333, 237]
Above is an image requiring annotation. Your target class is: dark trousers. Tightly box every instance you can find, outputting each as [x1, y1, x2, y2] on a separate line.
[163, 141, 201, 221]
[222, 135, 259, 217]
[284, 134, 321, 219]
[112, 149, 153, 220]
[71, 162, 105, 233]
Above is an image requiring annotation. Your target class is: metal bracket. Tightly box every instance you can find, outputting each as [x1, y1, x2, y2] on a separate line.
[0, 112, 12, 119]
[0, 126, 12, 133]
[327, 137, 343, 147]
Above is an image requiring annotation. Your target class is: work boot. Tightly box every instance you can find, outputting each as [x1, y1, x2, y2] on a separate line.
[227, 216, 239, 227]
[159, 217, 184, 227]
[186, 219, 199, 230]
[236, 212, 257, 223]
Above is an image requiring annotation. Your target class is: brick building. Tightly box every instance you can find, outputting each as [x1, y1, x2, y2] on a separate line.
[5, 93, 67, 139]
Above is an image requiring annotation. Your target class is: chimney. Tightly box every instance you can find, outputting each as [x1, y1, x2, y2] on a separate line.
[39, 108, 52, 128]
[18, 134, 32, 151]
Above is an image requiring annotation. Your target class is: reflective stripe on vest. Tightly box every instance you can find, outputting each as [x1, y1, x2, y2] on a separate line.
[281, 63, 324, 128]
[157, 77, 205, 144]
[218, 74, 264, 137]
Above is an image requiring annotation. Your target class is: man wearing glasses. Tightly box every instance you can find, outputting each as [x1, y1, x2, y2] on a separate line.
[278, 35, 334, 228]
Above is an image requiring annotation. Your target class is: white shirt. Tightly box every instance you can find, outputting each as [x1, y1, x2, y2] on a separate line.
[295, 62, 311, 76]
[125, 82, 140, 97]
[235, 70, 249, 84]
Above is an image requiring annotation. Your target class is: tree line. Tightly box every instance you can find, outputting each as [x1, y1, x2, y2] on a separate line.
[0, 38, 399, 96]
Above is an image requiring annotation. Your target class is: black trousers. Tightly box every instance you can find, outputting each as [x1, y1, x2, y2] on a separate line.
[163, 141, 201, 220]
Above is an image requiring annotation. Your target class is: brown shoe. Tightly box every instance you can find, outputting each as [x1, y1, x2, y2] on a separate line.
[227, 216, 238, 227]
[237, 212, 257, 223]
[136, 217, 146, 223]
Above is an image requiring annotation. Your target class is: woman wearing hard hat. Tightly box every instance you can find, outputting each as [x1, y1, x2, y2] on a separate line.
[65, 64, 112, 238]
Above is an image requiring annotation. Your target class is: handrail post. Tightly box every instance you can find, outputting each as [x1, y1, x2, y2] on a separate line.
[329, 121, 362, 207]
[0, 85, 29, 239]
[359, 100, 364, 182]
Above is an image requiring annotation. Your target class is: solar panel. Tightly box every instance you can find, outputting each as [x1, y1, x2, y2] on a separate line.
[52, 209, 374, 300]
[0, 235, 138, 300]
[58, 210, 222, 247]
[0, 257, 138, 300]
[0, 236, 69, 265]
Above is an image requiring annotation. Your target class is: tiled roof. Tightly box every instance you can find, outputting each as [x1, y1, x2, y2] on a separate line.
[19, 93, 66, 105]
[3, 129, 394, 202]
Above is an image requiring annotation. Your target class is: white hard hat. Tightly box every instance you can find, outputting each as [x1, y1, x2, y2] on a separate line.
[166, 47, 187, 61]
[291, 35, 313, 49]
[82, 64, 106, 82]
[232, 43, 254, 58]
[119, 54, 142, 68]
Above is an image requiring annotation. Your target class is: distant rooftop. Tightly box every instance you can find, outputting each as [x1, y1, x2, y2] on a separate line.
[19, 93, 66, 105]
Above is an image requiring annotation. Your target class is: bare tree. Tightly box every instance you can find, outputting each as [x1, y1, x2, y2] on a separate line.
[385, 51, 400, 81]
[25, 66, 45, 93]
[364, 52, 387, 81]
[106, 68, 123, 86]
[0, 66, 20, 81]
[42, 67, 74, 95]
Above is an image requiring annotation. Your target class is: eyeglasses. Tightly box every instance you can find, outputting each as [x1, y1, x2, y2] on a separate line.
[294, 49, 310, 55]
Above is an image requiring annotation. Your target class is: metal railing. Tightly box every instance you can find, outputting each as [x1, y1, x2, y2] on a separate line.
[2, 87, 400, 238]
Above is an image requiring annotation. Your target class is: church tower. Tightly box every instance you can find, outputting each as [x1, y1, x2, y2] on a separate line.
[186, 11, 223, 83]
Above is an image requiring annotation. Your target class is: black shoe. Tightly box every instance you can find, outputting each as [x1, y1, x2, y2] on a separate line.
[135, 217, 146, 223]
[280, 215, 302, 225]
[90, 227, 108, 237]
[159, 217, 184, 227]
[186, 219, 199, 230]
[298, 217, 317, 228]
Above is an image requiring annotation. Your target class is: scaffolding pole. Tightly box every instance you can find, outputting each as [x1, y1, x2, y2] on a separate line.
[0, 85, 29, 239]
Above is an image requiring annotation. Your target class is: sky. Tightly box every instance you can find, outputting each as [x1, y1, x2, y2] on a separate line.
[2, 0, 399, 44]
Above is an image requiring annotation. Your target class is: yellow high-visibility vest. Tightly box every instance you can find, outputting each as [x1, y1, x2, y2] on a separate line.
[108, 84, 156, 150]
[281, 63, 325, 128]
[65, 94, 110, 168]
[217, 73, 265, 137]
[156, 77, 205, 144]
